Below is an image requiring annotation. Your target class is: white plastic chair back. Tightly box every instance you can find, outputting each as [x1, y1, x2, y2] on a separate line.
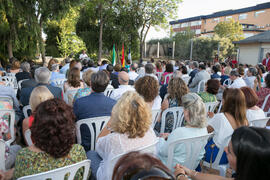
[181, 76, 190, 85]
[205, 101, 219, 113]
[203, 134, 228, 176]
[197, 80, 207, 93]
[24, 129, 33, 146]
[109, 140, 158, 180]
[50, 78, 66, 88]
[18, 79, 28, 90]
[167, 133, 212, 170]
[249, 118, 269, 128]
[76, 116, 110, 150]
[151, 109, 161, 128]
[217, 101, 223, 113]
[156, 72, 163, 82]
[1, 76, 16, 88]
[23, 105, 32, 118]
[160, 107, 184, 133]
[0, 139, 5, 170]
[104, 88, 114, 97]
[0, 110, 15, 146]
[17, 159, 91, 180]
[164, 74, 173, 84]
[262, 94, 270, 115]
[223, 79, 231, 86]
[64, 89, 78, 105]
[0, 96, 13, 107]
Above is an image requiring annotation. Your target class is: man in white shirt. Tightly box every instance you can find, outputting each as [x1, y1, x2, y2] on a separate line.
[110, 71, 135, 100]
[79, 50, 88, 60]
[135, 63, 158, 81]
[128, 63, 138, 81]
[228, 70, 246, 88]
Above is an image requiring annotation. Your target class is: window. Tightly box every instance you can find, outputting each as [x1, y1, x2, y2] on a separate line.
[254, 10, 265, 17]
[190, 21, 202, 26]
[212, 18, 220, 23]
[181, 23, 189, 28]
[239, 14, 247, 20]
[225, 16, 232, 21]
[172, 24, 181, 28]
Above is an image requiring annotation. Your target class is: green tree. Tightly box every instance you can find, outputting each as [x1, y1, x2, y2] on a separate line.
[214, 19, 244, 42]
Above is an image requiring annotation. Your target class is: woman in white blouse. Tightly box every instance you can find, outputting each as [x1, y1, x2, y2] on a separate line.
[87, 91, 157, 180]
[240, 86, 266, 122]
[157, 93, 208, 171]
[205, 88, 249, 165]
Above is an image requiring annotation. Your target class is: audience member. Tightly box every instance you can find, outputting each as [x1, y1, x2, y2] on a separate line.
[63, 67, 84, 93]
[73, 69, 93, 102]
[50, 64, 65, 83]
[15, 62, 31, 82]
[113, 151, 174, 180]
[189, 64, 210, 93]
[20, 67, 62, 106]
[227, 70, 246, 88]
[135, 76, 161, 110]
[158, 93, 207, 171]
[220, 66, 231, 85]
[22, 86, 54, 139]
[155, 61, 163, 73]
[136, 63, 158, 81]
[99, 60, 108, 71]
[14, 98, 88, 179]
[188, 61, 199, 85]
[243, 67, 257, 89]
[198, 79, 219, 103]
[161, 63, 174, 85]
[175, 126, 270, 180]
[87, 91, 157, 180]
[240, 87, 265, 122]
[47, 58, 57, 71]
[110, 71, 135, 101]
[128, 63, 138, 81]
[205, 88, 248, 166]
[155, 77, 189, 133]
[10, 60, 21, 74]
[256, 73, 270, 111]
[262, 52, 270, 71]
[210, 65, 221, 79]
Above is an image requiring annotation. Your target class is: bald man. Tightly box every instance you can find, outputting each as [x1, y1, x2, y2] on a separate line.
[110, 71, 135, 100]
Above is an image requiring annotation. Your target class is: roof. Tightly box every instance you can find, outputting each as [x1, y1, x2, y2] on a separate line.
[234, 31, 270, 44]
[170, 2, 270, 25]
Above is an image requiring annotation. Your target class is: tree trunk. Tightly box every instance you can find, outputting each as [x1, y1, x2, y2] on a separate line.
[7, 36, 13, 58]
[139, 42, 144, 60]
[39, 19, 46, 64]
[98, 4, 103, 63]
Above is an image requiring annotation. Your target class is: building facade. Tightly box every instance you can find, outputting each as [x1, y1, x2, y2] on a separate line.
[170, 2, 270, 38]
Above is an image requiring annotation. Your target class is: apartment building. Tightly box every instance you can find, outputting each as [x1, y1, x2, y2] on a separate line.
[170, 2, 270, 38]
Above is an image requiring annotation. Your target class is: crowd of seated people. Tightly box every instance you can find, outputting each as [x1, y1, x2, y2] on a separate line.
[0, 55, 270, 180]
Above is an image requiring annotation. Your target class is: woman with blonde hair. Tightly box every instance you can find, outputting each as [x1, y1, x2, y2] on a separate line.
[205, 88, 249, 166]
[157, 93, 208, 171]
[155, 77, 189, 133]
[86, 91, 157, 180]
[63, 67, 84, 93]
[22, 86, 54, 140]
[10, 60, 21, 74]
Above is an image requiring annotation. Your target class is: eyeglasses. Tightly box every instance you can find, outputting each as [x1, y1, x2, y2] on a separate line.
[123, 167, 175, 180]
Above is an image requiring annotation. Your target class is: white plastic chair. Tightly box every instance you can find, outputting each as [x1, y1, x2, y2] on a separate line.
[197, 80, 207, 93]
[0, 139, 5, 170]
[1, 76, 16, 88]
[0, 110, 15, 146]
[205, 101, 219, 113]
[151, 109, 161, 128]
[156, 72, 163, 82]
[18, 79, 28, 90]
[76, 116, 110, 150]
[181, 76, 190, 85]
[23, 105, 32, 118]
[160, 107, 184, 133]
[164, 74, 173, 84]
[167, 133, 213, 170]
[261, 94, 270, 116]
[17, 159, 91, 180]
[109, 140, 158, 180]
[249, 118, 269, 128]
[24, 129, 33, 146]
[50, 78, 66, 88]
[104, 88, 114, 97]
[223, 79, 231, 86]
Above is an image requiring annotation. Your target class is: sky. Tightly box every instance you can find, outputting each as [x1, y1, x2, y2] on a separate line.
[146, 0, 270, 41]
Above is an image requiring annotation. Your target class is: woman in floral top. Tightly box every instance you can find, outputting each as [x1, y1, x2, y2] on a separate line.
[198, 79, 219, 103]
[73, 69, 93, 103]
[14, 98, 89, 179]
[256, 73, 270, 112]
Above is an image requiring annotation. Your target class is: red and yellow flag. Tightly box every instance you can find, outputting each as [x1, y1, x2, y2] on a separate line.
[121, 43, 125, 67]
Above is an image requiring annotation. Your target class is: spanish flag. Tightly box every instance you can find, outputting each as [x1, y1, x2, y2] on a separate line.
[121, 43, 125, 67]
